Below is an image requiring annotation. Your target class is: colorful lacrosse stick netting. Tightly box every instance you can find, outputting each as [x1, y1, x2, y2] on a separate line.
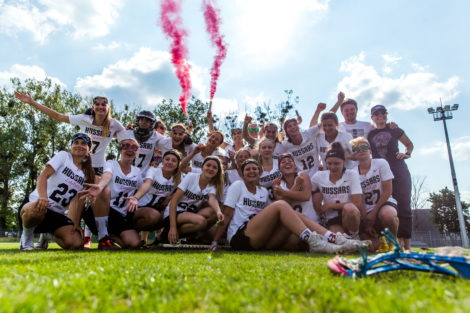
[328, 228, 470, 279]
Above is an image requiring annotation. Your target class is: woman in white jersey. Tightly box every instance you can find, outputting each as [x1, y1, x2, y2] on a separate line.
[18, 133, 95, 250]
[281, 118, 320, 177]
[164, 156, 225, 244]
[211, 159, 347, 253]
[124, 150, 182, 236]
[257, 138, 282, 204]
[80, 138, 143, 249]
[274, 153, 367, 252]
[316, 112, 355, 169]
[180, 131, 225, 172]
[311, 142, 363, 240]
[14, 92, 121, 248]
[226, 149, 250, 184]
[159, 124, 195, 158]
[351, 137, 399, 250]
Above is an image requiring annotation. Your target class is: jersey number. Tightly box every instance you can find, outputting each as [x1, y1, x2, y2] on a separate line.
[50, 183, 78, 207]
[92, 141, 100, 154]
[364, 190, 381, 205]
[113, 191, 130, 208]
[146, 195, 166, 209]
[179, 202, 198, 212]
[133, 154, 146, 168]
[267, 187, 275, 200]
[300, 156, 315, 170]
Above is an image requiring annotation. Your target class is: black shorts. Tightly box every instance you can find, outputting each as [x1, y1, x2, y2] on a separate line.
[325, 211, 343, 228]
[82, 203, 98, 235]
[18, 196, 74, 234]
[229, 215, 257, 251]
[360, 201, 398, 234]
[108, 209, 135, 236]
[93, 167, 104, 176]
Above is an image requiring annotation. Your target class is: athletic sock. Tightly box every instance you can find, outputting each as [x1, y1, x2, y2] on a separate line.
[95, 217, 109, 240]
[323, 231, 337, 243]
[84, 225, 91, 238]
[299, 228, 313, 242]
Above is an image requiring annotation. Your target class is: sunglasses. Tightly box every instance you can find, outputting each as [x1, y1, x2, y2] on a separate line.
[121, 143, 139, 151]
[352, 144, 370, 153]
[248, 128, 259, 133]
[159, 126, 166, 131]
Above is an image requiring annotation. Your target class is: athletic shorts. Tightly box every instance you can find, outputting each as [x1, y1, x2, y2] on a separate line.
[107, 209, 135, 236]
[360, 201, 398, 234]
[160, 211, 184, 243]
[93, 167, 104, 176]
[324, 211, 343, 228]
[18, 196, 74, 234]
[230, 214, 257, 251]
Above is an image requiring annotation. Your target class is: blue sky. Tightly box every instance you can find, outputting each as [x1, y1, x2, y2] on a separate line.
[1, 0, 469, 204]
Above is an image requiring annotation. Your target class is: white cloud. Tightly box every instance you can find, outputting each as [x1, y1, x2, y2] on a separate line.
[337, 52, 461, 117]
[74, 47, 207, 108]
[93, 41, 128, 51]
[211, 98, 239, 116]
[0, 0, 123, 43]
[0, 64, 65, 88]
[418, 136, 470, 162]
[461, 189, 470, 203]
[383, 54, 402, 64]
[231, 0, 329, 67]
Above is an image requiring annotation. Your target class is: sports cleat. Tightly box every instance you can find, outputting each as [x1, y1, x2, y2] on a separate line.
[334, 232, 371, 253]
[98, 236, 120, 250]
[19, 231, 35, 251]
[83, 236, 92, 249]
[35, 233, 54, 250]
[308, 232, 344, 254]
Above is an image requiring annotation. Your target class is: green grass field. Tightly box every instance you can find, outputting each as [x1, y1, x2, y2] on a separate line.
[1, 243, 469, 313]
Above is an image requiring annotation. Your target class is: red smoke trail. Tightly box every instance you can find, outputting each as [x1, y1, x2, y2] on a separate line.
[160, 0, 191, 115]
[202, 0, 227, 103]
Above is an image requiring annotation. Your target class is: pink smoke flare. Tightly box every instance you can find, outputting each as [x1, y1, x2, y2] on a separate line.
[160, 0, 191, 115]
[202, 0, 227, 102]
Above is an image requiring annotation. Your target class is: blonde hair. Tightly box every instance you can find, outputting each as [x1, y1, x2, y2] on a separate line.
[101, 107, 112, 139]
[256, 137, 275, 169]
[350, 136, 370, 149]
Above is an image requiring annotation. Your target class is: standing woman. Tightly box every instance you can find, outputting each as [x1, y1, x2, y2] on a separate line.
[79, 138, 144, 249]
[163, 156, 225, 244]
[311, 142, 363, 239]
[211, 159, 344, 253]
[367, 105, 414, 250]
[19, 133, 95, 250]
[257, 138, 282, 204]
[14, 92, 122, 247]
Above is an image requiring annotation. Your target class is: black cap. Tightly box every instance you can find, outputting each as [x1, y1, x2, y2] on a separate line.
[371, 105, 387, 115]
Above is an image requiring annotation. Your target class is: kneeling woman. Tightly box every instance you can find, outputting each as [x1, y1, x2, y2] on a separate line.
[19, 133, 95, 250]
[124, 150, 182, 234]
[212, 159, 345, 253]
[80, 138, 144, 249]
[311, 142, 363, 239]
[164, 156, 225, 244]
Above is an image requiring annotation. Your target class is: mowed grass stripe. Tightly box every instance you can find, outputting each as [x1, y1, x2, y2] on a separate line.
[0, 243, 469, 313]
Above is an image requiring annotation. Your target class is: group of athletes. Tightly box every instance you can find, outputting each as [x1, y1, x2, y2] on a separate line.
[14, 90, 413, 253]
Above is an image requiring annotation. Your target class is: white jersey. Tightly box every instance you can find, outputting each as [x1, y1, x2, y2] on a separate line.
[279, 178, 319, 222]
[120, 130, 164, 177]
[272, 143, 284, 160]
[280, 126, 320, 177]
[190, 149, 224, 170]
[225, 181, 268, 242]
[226, 169, 242, 185]
[104, 160, 143, 216]
[163, 172, 216, 218]
[338, 121, 374, 139]
[311, 169, 362, 221]
[159, 137, 195, 158]
[357, 159, 396, 214]
[29, 151, 86, 215]
[316, 131, 356, 169]
[138, 167, 178, 209]
[69, 114, 125, 169]
[259, 162, 282, 204]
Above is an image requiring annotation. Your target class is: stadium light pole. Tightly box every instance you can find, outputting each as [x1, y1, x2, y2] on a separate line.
[427, 103, 469, 248]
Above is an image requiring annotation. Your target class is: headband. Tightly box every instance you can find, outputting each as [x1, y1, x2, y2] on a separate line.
[325, 149, 345, 161]
[71, 133, 92, 148]
[163, 150, 182, 162]
[241, 159, 259, 173]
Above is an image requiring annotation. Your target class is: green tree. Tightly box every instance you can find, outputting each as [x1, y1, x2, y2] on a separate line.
[429, 187, 470, 234]
[252, 89, 299, 130]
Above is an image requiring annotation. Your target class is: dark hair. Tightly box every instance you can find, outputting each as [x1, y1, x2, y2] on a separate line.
[162, 150, 182, 186]
[202, 156, 224, 198]
[320, 111, 339, 124]
[325, 142, 345, 161]
[283, 118, 297, 143]
[340, 98, 358, 111]
[241, 159, 259, 174]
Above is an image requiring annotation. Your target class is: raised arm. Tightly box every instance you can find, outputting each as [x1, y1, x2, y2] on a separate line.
[327, 91, 345, 114]
[242, 115, 256, 147]
[207, 111, 215, 133]
[14, 91, 70, 123]
[309, 102, 326, 127]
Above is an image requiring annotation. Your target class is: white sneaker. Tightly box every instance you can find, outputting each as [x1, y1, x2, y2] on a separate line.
[308, 232, 344, 254]
[334, 232, 371, 253]
[19, 230, 35, 251]
[35, 233, 54, 250]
